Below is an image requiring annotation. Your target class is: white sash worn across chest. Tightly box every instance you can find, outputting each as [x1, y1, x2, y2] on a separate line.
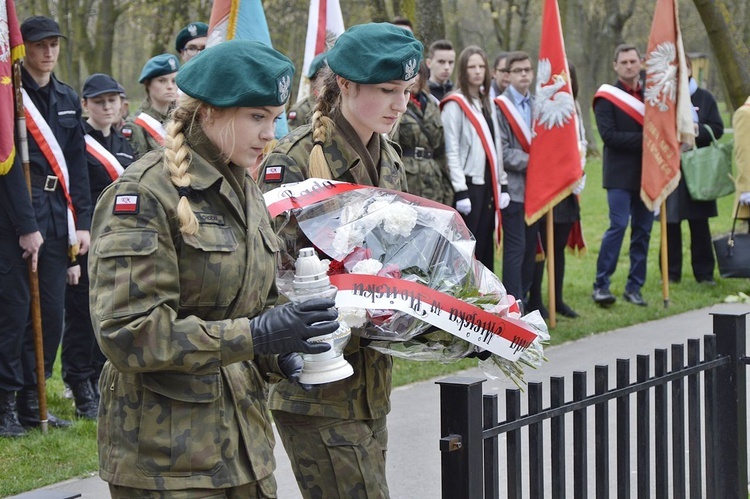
[134, 112, 166, 145]
[495, 94, 532, 151]
[85, 134, 124, 181]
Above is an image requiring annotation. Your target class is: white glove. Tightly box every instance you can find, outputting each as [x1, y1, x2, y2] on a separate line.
[455, 198, 472, 215]
[572, 174, 586, 195]
[653, 204, 661, 218]
[740, 192, 750, 205]
[499, 192, 511, 209]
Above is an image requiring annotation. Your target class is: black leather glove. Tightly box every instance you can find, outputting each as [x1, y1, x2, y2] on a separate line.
[250, 299, 337, 355]
[278, 352, 313, 392]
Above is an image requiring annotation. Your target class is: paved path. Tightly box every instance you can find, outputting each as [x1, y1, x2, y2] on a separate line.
[10, 303, 749, 498]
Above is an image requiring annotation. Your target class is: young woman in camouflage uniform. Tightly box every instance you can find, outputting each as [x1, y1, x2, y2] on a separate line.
[257, 22, 422, 499]
[391, 61, 454, 205]
[122, 54, 180, 159]
[88, 40, 338, 498]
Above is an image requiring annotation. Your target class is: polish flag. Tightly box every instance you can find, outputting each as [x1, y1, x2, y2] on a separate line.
[296, 0, 345, 103]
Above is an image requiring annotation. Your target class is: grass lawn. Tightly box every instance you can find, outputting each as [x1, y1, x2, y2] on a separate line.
[1, 135, 748, 496]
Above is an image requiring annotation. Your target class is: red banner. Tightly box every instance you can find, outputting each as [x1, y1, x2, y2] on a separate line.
[640, 0, 694, 210]
[524, 0, 581, 224]
[0, 0, 24, 175]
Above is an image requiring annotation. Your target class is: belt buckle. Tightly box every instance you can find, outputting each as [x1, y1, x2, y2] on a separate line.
[43, 175, 58, 192]
[414, 146, 425, 160]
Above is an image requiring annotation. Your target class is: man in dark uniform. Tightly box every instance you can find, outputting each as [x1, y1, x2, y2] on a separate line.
[592, 44, 651, 307]
[0, 16, 91, 437]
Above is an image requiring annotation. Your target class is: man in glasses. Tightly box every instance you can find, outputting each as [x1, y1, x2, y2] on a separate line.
[175, 22, 208, 63]
[489, 52, 510, 100]
[494, 51, 539, 311]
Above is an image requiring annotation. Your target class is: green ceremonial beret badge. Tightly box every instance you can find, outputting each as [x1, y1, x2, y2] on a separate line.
[175, 22, 209, 52]
[139, 54, 180, 83]
[176, 40, 295, 108]
[326, 23, 423, 84]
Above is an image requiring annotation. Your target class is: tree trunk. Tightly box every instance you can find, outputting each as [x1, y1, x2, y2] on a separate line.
[416, 0, 445, 45]
[691, 0, 750, 110]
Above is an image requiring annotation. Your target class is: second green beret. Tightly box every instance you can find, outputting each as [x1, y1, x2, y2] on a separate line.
[175, 22, 208, 52]
[176, 40, 295, 108]
[139, 54, 180, 83]
[307, 52, 328, 79]
[326, 23, 423, 84]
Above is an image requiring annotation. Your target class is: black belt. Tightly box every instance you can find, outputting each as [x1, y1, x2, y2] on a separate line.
[401, 147, 435, 160]
[30, 173, 60, 192]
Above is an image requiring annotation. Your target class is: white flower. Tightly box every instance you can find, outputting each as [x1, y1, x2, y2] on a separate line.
[339, 307, 367, 328]
[351, 258, 383, 275]
[381, 203, 418, 237]
[331, 224, 367, 256]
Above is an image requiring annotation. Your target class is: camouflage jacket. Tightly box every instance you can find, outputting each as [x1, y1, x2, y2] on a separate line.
[258, 119, 406, 420]
[286, 95, 315, 131]
[392, 92, 454, 206]
[122, 100, 168, 160]
[89, 137, 282, 492]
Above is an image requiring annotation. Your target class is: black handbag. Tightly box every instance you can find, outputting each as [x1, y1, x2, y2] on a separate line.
[713, 205, 750, 278]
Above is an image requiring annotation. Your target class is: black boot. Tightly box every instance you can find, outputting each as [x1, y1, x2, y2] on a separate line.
[16, 388, 73, 428]
[70, 380, 98, 419]
[0, 390, 26, 438]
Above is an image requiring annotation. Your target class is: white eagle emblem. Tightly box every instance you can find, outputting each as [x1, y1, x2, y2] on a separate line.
[278, 75, 291, 102]
[188, 24, 198, 37]
[644, 42, 678, 112]
[403, 58, 417, 80]
[168, 57, 177, 70]
[0, 3, 10, 64]
[533, 58, 575, 131]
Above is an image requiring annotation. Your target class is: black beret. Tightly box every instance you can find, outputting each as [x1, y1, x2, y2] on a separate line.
[175, 22, 209, 52]
[326, 23, 423, 84]
[176, 40, 295, 108]
[82, 73, 122, 98]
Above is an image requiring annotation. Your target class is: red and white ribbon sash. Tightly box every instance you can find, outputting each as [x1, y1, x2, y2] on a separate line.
[494, 95, 532, 153]
[85, 134, 124, 182]
[331, 273, 538, 361]
[593, 84, 645, 126]
[134, 112, 166, 145]
[22, 89, 77, 247]
[440, 94, 502, 242]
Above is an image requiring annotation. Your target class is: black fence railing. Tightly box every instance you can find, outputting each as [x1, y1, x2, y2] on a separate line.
[437, 310, 749, 498]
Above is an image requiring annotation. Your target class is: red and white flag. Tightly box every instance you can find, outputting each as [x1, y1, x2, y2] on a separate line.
[296, 0, 344, 103]
[524, 0, 581, 224]
[0, 0, 24, 175]
[640, 0, 694, 210]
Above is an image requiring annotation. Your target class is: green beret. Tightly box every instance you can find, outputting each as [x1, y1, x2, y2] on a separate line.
[307, 52, 328, 79]
[176, 40, 295, 108]
[175, 22, 208, 52]
[139, 54, 180, 83]
[326, 23, 423, 84]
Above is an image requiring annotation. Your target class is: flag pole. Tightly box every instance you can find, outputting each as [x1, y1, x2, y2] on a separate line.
[13, 60, 49, 434]
[659, 201, 669, 309]
[546, 209, 557, 328]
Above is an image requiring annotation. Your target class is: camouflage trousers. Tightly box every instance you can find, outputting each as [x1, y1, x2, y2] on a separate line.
[108, 476, 276, 498]
[273, 411, 389, 499]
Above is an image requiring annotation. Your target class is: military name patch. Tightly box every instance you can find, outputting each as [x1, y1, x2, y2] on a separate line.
[264, 165, 284, 183]
[195, 212, 225, 225]
[113, 194, 139, 214]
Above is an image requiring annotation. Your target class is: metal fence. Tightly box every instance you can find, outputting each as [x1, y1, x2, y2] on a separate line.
[437, 310, 748, 498]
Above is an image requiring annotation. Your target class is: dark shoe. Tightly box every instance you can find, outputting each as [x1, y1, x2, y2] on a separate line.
[0, 391, 26, 438]
[669, 277, 681, 284]
[592, 288, 616, 306]
[623, 290, 648, 306]
[697, 278, 717, 286]
[526, 301, 549, 319]
[557, 303, 579, 318]
[70, 381, 98, 420]
[17, 389, 73, 428]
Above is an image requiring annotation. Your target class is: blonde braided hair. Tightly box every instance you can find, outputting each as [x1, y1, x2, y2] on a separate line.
[164, 96, 203, 235]
[308, 68, 341, 179]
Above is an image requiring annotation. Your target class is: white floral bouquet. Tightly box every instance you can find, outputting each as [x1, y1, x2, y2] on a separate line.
[264, 179, 549, 385]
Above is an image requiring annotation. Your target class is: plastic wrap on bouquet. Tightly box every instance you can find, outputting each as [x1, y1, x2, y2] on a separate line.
[264, 179, 548, 382]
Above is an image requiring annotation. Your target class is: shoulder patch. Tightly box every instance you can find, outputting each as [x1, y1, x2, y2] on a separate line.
[113, 194, 140, 215]
[288, 111, 297, 120]
[263, 165, 284, 183]
[121, 128, 132, 138]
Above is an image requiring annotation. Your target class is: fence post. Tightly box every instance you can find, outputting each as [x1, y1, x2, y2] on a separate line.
[437, 376, 486, 499]
[711, 309, 748, 499]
